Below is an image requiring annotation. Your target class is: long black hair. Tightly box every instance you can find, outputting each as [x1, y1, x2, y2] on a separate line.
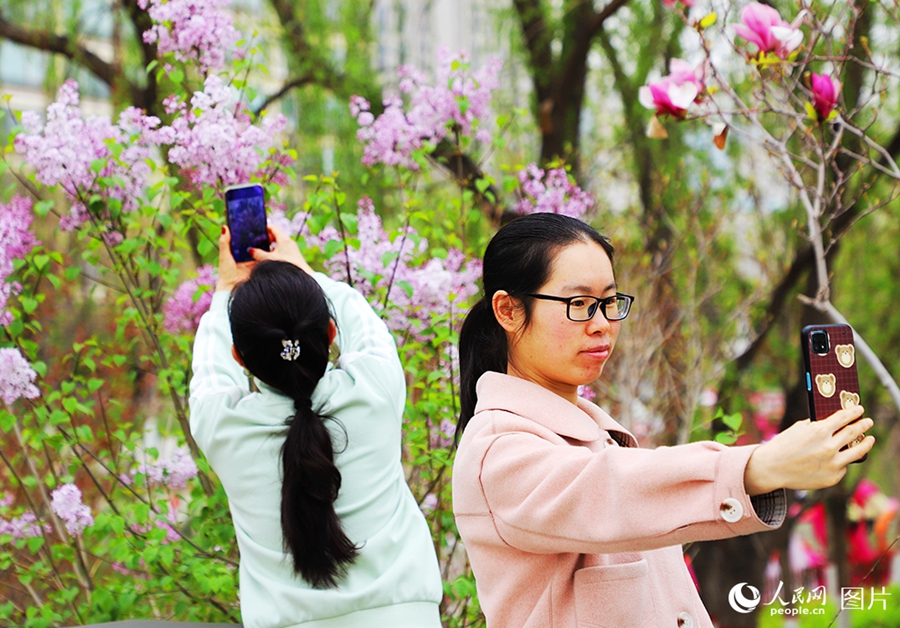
[457, 213, 615, 435]
[229, 260, 358, 588]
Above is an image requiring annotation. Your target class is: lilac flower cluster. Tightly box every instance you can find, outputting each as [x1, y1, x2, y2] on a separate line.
[138, 0, 241, 74]
[50, 483, 94, 536]
[15, 80, 163, 231]
[303, 198, 482, 337]
[0, 348, 40, 405]
[135, 446, 198, 490]
[429, 418, 457, 449]
[515, 164, 594, 218]
[0, 510, 49, 539]
[163, 76, 290, 187]
[352, 48, 503, 169]
[163, 265, 217, 333]
[0, 195, 39, 326]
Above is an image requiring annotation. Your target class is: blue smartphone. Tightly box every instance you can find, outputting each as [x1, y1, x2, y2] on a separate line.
[224, 184, 269, 263]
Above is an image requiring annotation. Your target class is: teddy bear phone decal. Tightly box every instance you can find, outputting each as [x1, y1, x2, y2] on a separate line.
[801, 324, 867, 463]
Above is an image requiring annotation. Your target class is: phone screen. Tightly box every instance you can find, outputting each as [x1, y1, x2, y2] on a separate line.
[225, 184, 268, 263]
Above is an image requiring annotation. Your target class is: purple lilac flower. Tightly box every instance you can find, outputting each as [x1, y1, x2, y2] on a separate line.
[0, 510, 50, 539]
[0, 348, 40, 405]
[14, 81, 162, 230]
[0, 195, 40, 325]
[420, 493, 438, 514]
[50, 483, 93, 536]
[309, 198, 482, 338]
[163, 265, 217, 333]
[135, 446, 199, 489]
[430, 418, 457, 449]
[515, 164, 594, 218]
[138, 0, 241, 74]
[162, 76, 290, 187]
[352, 47, 503, 169]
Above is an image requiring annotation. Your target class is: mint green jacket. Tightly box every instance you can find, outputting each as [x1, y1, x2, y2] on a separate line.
[190, 272, 442, 628]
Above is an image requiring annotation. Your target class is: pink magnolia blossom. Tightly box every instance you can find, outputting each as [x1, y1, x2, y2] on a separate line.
[50, 483, 93, 536]
[139, 0, 241, 74]
[515, 164, 594, 218]
[0, 348, 40, 405]
[638, 59, 705, 119]
[15, 80, 163, 230]
[810, 73, 841, 121]
[0, 195, 39, 326]
[352, 48, 503, 169]
[734, 2, 803, 59]
[163, 265, 217, 333]
[163, 76, 290, 187]
[661, 0, 694, 8]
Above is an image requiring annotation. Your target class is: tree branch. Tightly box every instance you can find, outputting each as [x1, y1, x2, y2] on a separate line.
[512, 0, 553, 103]
[0, 10, 149, 111]
[254, 73, 317, 114]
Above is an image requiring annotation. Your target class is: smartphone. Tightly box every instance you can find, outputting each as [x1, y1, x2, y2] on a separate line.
[801, 324, 867, 462]
[224, 184, 268, 263]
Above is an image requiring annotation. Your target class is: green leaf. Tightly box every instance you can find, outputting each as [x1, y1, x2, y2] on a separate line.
[34, 200, 55, 217]
[721, 412, 742, 431]
[324, 239, 343, 259]
[26, 536, 44, 553]
[33, 254, 50, 271]
[397, 280, 414, 298]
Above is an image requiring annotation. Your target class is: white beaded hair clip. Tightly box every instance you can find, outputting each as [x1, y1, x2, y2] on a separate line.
[280, 339, 301, 361]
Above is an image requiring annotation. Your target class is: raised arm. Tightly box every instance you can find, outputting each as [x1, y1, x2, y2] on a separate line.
[188, 227, 255, 448]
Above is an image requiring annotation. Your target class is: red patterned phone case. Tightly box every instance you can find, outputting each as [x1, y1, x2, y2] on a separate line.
[801, 324, 866, 461]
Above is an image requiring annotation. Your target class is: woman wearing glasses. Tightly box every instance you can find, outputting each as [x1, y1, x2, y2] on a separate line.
[452, 213, 873, 628]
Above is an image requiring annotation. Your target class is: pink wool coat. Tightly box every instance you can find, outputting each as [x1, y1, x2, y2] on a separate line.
[452, 372, 786, 628]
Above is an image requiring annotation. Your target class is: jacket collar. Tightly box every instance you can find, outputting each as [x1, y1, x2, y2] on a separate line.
[473, 371, 637, 447]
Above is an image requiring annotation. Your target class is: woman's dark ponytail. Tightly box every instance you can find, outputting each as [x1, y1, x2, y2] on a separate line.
[229, 261, 358, 588]
[280, 400, 358, 588]
[457, 214, 615, 437]
[458, 297, 508, 434]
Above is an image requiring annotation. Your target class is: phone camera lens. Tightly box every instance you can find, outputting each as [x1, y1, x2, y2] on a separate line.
[811, 330, 829, 355]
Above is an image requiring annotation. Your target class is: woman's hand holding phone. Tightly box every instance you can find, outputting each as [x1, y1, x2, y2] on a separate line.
[743, 405, 875, 496]
[216, 226, 254, 292]
[250, 225, 314, 275]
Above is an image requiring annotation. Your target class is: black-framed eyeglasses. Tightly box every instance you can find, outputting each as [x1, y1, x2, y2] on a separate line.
[527, 293, 635, 322]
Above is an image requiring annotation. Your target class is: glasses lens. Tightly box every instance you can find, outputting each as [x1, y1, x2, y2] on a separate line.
[606, 295, 631, 321]
[567, 297, 596, 322]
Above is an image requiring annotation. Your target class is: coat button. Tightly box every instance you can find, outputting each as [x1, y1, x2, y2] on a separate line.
[677, 611, 694, 627]
[720, 497, 744, 523]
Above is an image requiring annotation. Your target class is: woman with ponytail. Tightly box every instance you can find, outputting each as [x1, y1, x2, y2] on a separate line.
[189, 225, 442, 627]
[452, 213, 874, 628]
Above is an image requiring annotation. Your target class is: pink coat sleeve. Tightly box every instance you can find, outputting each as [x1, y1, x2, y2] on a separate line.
[478, 425, 783, 555]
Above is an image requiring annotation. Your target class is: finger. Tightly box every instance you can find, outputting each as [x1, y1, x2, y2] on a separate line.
[268, 224, 288, 243]
[219, 226, 236, 266]
[822, 404, 864, 431]
[835, 434, 875, 467]
[834, 417, 873, 448]
[249, 246, 275, 261]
